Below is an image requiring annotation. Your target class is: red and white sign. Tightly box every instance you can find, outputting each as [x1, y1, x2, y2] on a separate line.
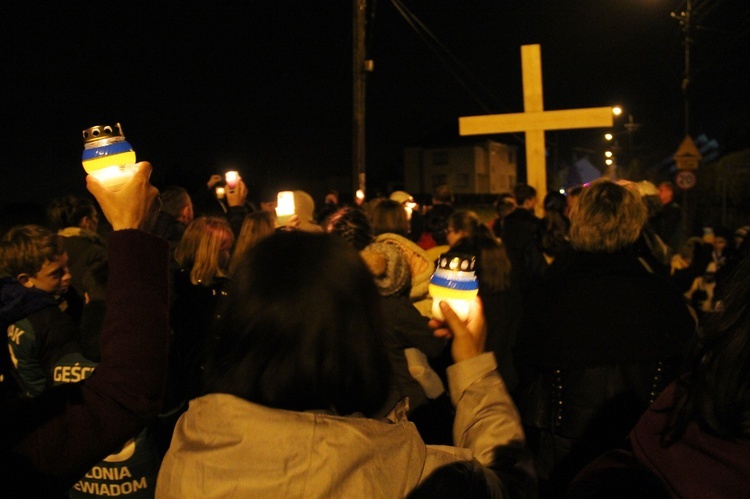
[675, 170, 697, 190]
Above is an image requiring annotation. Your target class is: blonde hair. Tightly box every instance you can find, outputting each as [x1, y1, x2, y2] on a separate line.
[569, 179, 647, 253]
[174, 216, 234, 286]
[229, 211, 275, 274]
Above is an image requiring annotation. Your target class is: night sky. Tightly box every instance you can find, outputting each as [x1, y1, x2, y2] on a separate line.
[2, 1, 749, 210]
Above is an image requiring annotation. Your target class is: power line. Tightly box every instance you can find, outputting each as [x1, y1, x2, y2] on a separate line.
[388, 0, 525, 145]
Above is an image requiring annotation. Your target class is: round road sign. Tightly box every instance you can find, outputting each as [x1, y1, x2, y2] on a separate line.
[675, 170, 697, 190]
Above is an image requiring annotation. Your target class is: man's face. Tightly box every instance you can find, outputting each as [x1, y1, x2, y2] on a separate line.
[24, 253, 71, 296]
[658, 185, 673, 205]
[179, 199, 195, 225]
[714, 236, 728, 254]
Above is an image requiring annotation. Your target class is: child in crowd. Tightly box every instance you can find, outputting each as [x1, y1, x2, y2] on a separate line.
[0, 225, 79, 397]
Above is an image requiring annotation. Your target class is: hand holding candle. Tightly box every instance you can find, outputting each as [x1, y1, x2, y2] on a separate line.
[428, 252, 479, 322]
[225, 171, 239, 192]
[81, 123, 137, 191]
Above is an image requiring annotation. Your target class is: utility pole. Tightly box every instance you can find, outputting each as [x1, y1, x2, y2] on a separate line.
[671, 0, 696, 244]
[672, 0, 693, 136]
[352, 0, 368, 199]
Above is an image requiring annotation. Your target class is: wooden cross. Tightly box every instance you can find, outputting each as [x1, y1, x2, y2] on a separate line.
[459, 44, 614, 209]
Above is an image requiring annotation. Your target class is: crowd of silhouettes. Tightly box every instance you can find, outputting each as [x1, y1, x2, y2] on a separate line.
[4, 169, 750, 497]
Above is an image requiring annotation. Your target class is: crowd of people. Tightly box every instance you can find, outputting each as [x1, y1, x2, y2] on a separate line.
[2, 166, 750, 497]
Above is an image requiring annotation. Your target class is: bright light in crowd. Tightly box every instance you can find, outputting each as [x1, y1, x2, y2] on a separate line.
[605, 151, 613, 158]
[225, 171, 239, 189]
[276, 191, 295, 226]
[604, 133, 613, 141]
[605, 159, 614, 166]
[559, 189, 566, 195]
[356, 189, 365, 201]
[612, 106, 623, 116]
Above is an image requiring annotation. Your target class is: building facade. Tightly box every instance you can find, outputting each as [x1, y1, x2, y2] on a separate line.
[404, 139, 518, 196]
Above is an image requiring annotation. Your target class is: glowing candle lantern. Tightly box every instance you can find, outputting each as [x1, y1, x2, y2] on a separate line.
[429, 252, 479, 322]
[81, 123, 136, 190]
[225, 171, 239, 192]
[276, 191, 295, 226]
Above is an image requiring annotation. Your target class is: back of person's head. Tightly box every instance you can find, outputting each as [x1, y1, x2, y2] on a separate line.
[293, 190, 323, 232]
[174, 216, 234, 286]
[494, 193, 516, 218]
[427, 211, 450, 246]
[47, 195, 97, 232]
[0, 225, 65, 278]
[204, 231, 391, 416]
[665, 254, 750, 443]
[432, 184, 454, 205]
[543, 191, 567, 217]
[326, 206, 373, 251]
[360, 241, 411, 297]
[448, 210, 500, 245]
[407, 460, 504, 499]
[513, 184, 537, 205]
[448, 210, 511, 293]
[371, 199, 409, 237]
[568, 180, 646, 253]
[160, 186, 192, 218]
[324, 189, 339, 205]
[229, 211, 276, 274]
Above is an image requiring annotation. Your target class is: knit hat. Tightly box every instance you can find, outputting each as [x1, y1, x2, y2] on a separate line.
[360, 241, 411, 296]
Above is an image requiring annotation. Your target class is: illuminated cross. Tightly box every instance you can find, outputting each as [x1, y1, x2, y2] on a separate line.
[459, 44, 614, 209]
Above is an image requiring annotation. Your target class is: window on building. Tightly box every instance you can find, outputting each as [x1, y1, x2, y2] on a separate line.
[432, 151, 448, 165]
[454, 173, 469, 188]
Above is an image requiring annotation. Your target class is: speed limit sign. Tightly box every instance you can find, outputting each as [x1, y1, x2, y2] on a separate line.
[675, 170, 697, 190]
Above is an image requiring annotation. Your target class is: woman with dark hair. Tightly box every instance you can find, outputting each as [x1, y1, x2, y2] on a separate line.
[571, 253, 750, 497]
[446, 210, 522, 393]
[538, 191, 571, 267]
[156, 231, 527, 497]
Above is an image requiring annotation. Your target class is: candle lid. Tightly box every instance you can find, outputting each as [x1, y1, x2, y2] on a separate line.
[436, 252, 476, 272]
[82, 123, 126, 144]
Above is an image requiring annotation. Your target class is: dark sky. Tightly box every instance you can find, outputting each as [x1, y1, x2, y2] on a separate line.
[2, 1, 749, 208]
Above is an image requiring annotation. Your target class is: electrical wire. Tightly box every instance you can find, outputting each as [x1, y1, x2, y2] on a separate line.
[388, 0, 525, 145]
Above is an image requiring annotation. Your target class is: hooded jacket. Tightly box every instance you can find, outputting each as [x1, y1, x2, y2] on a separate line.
[156, 352, 525, 498]
[375, 232, 435, 318]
